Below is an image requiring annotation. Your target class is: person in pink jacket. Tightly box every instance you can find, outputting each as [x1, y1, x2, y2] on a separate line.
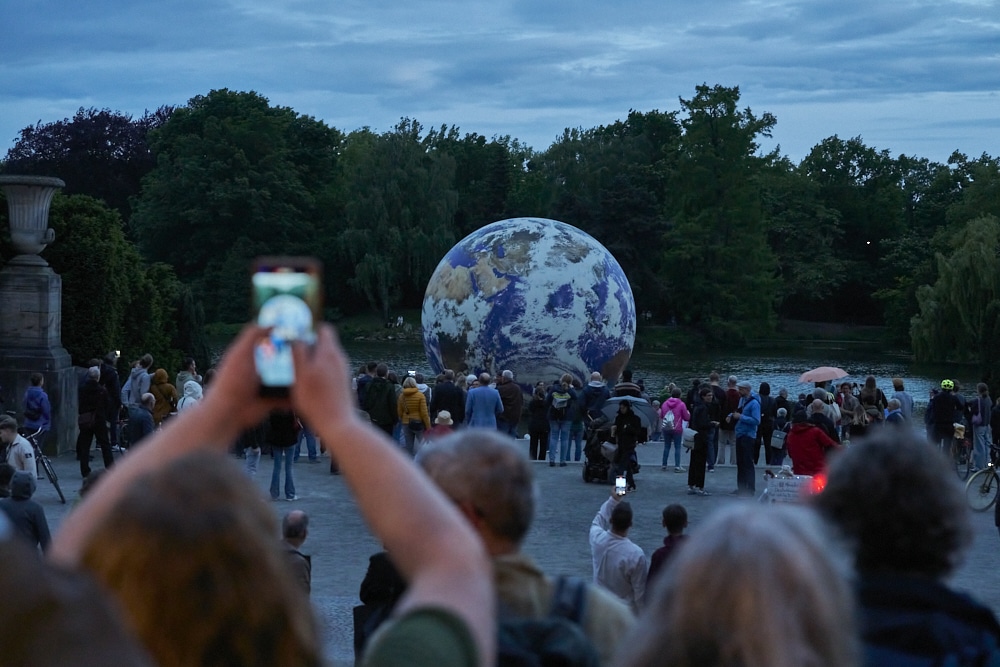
[660, 388, 691, 472]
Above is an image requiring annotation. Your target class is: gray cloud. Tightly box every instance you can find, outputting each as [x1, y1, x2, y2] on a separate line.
[1, 0, 997, 162]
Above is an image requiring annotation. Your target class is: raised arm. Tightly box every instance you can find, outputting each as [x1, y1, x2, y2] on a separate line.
[52, 323, 495, 666]
[291, 326, 494, 666]
[49, 325, 284, 565]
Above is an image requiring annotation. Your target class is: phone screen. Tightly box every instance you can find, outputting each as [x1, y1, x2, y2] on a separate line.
[252, 257, 322, 396]
[615, 475, 627, 496]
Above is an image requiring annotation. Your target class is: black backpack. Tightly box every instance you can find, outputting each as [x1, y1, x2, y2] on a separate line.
[497, 576, 601, 667]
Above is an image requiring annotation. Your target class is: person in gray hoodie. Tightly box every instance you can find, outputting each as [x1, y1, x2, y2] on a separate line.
[125, 354, 154, 407]
[0, 470, 50, 552]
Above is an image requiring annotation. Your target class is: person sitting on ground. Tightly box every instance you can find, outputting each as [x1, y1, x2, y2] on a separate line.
[616, 503, 857, 667]
[590, 492, 647, 614]
[0, 415, 36, 480]
[282, 510, 311, 595]
[418, 430, 634, 666]
[50, 323, 495, 667]
[0, 470, 51, 552]
[646, 504, 688, 588]
[814, 431, 1000, 667]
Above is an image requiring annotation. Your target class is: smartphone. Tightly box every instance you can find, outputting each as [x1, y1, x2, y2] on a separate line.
[615, 475, 627, 496]
[251, 257, 323, 397]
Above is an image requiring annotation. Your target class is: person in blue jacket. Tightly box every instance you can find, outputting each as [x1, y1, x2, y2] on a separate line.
[22, 373, 51, 449]
[731, 380, 760, 495]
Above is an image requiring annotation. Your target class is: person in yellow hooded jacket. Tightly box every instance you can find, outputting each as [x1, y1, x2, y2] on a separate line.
[397, 377, 431, 455]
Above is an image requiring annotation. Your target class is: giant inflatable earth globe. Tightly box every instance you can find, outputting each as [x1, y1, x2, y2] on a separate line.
[421, 217, 636, 388]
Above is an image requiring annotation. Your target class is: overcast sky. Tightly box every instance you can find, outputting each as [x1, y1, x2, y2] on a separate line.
[2, 0, 998, 164]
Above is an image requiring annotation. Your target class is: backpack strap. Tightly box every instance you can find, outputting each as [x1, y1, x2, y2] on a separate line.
[549, 575, 588, 624]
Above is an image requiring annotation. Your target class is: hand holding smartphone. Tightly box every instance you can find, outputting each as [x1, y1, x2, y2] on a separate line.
[615, 475, 627, 496]
[251, 257, 323, 397]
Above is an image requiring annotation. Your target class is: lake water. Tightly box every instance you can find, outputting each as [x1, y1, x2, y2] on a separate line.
[341, 340, 982, 412]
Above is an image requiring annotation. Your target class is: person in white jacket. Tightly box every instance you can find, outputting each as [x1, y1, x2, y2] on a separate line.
[589, 492, 648, 614]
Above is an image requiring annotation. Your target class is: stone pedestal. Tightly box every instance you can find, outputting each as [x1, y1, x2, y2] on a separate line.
[0, 176, 76, 455]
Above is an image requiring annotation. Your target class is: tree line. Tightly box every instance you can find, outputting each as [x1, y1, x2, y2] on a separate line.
[1, 85, 998, 372]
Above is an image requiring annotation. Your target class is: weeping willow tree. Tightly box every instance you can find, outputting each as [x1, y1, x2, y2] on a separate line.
[911, 215, 1000, 367]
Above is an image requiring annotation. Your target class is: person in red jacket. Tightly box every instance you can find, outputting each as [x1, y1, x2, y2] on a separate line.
[785, 409, 840, 477]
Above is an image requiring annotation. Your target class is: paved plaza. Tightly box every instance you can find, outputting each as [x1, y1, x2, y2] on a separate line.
[36, 436, 1000, 666]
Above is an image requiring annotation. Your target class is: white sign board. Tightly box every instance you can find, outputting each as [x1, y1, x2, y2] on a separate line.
[766, 475, 813, 503]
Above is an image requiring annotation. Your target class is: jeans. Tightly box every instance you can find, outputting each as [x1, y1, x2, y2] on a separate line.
[403, 424, 424, 456]
[974, 425, 993, 469]
[549, 420, 570, 462]
[294, 426, 318, 462]
[708, 425, 718, 469]
[569, 425, 584, 461]
[662, 431, 683, 467]
[245, 447, 261, 476]
[497, 420, 519, 437]
[735, 435, 756, 494]
[270, 446, 296, 499]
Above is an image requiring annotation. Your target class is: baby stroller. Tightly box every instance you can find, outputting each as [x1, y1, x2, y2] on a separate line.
[582, 416, 614, 483]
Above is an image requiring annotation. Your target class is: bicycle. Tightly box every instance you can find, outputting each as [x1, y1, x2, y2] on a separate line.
[950, 423, 973, 481]
[965, 443, 1000, 512]
[15, 427, 66, 504]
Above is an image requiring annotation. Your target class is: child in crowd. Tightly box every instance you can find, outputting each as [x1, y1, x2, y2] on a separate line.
[647, 504, 688, 586]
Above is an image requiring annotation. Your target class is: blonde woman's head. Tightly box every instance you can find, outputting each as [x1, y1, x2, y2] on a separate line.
[617, 503, 857, 667]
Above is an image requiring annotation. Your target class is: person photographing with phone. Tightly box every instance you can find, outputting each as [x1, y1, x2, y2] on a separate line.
[589, 490, 648, 614]
[50, 322, 496, 667]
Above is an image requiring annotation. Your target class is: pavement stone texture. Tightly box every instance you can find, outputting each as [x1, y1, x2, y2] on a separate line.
[36, 437, 1000, 667]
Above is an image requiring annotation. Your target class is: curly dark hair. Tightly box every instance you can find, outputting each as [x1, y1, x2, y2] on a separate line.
[813, 430, 971, 578]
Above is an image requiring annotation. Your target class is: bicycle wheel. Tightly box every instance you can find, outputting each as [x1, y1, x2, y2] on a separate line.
[965, 468, 999, 512]
[951, 439, 972, 481]
[39, 455, 66, 504]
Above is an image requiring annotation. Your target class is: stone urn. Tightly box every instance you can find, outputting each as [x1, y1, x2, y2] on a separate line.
[0, 175, 65, 265]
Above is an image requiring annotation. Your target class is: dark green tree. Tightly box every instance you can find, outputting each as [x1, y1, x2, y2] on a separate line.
[912, 215, 1000, 368]
[424, 127, 527, 238]
[759, 155, 845, 312]
[336, 120, 458, 320]
[0, 193, 194, 368]
[660, 85, 778, 338]
[798, 136, 902, 323]
[131, 89, 344, 323]
[2, 107, 172, 220]
[508, 110, 681, 312]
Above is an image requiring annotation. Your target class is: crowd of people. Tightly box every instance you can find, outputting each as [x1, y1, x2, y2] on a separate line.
[2, 335, 1000, 666]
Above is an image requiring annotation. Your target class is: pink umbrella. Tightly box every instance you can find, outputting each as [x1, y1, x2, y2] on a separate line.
[798, 366, 848, 384]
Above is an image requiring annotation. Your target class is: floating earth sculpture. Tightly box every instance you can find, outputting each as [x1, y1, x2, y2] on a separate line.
[421, 217, 636, 388]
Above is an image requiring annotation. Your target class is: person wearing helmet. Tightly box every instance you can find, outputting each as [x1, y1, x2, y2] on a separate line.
[929, 380, 963, 450]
